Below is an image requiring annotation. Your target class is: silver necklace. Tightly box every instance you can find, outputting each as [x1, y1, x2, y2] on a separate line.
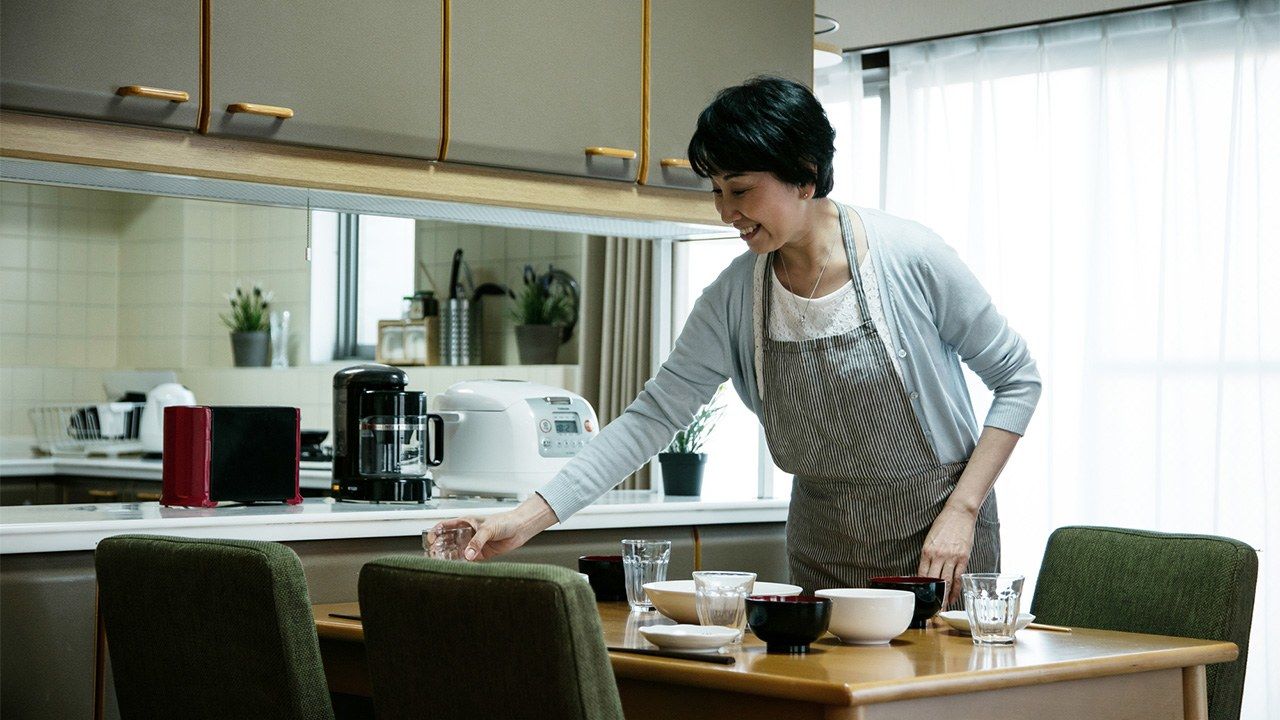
[778, 237, 838, 330]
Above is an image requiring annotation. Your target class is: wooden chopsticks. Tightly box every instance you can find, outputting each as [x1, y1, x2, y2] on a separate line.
[1025, 622, 1072, 633]
[608, 647, 736, 664]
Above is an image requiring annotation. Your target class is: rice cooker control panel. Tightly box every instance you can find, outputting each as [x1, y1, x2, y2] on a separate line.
[527, 396, 597, 458]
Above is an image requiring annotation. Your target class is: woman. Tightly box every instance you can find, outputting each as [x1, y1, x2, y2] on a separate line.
[432, 76, 1040, 604]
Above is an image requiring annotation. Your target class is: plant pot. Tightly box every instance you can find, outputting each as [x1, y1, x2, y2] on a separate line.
[230, 330, 270, 367]
[659, 452, 706, 496]
[515, 324, 562, 364]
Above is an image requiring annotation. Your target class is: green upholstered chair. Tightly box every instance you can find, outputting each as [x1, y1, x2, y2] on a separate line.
[1030, 526, 1257, 720]
[94, 534, 335, 720]
[358, 556, 624, 720]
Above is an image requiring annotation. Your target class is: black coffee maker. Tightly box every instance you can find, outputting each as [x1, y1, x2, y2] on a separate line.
[332, 364, 443, 503]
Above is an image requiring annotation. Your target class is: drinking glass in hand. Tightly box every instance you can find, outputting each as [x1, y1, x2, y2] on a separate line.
[621, 539, 671, 611]
[423, 526, 475, 561]
[694, 571, 756, 643]
[961, 573, 1024, 645]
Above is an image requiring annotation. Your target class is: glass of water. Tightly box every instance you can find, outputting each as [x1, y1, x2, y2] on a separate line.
[961, 573, 1024, 645]
[693, 571, 756, 643]
[423, 526, 474, 561]
[621, 539, 671, 611]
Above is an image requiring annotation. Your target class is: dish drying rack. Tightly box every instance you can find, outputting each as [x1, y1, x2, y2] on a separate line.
[28, 402, 145, 457]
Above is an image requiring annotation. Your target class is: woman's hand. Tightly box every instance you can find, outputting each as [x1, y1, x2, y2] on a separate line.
[918, 504, 979, 606]
[428, 494, 560, 561]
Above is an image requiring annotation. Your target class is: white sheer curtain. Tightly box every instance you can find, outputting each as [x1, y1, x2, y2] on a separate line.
[872, 1, 1277, 716]
[815, 56, 879, 209]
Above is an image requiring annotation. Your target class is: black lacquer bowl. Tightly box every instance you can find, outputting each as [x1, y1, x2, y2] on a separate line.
[868, 576, 946, 628]
[745, 595, 832, 654]
[578, 555, 627, 602]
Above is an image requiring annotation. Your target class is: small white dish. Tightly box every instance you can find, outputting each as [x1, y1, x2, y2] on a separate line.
[938, 610, 1036, 634]
[638, 624, 739, 652]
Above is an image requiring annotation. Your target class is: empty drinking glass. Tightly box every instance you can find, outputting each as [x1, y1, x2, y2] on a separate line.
[961, 573, 1024, 645]
[621, 539, 671, 612]
[694, 571, 756, 643]
[423, 525, 475, 561]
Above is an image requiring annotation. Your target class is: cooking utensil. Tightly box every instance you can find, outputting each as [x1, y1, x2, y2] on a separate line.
[448, 248, 463, 300]
[606, 647, 736, 664]
[471, 282, 513, 304]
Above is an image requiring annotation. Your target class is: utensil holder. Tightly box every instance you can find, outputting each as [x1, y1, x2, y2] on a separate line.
[440, 298, 480, 366]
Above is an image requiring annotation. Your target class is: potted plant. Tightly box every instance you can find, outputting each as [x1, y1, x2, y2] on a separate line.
[221, 283, 273, 367]
[659, 389, 725, 497]
[511, 264, 579, 364]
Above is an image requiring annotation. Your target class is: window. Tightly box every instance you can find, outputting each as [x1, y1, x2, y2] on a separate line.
[308, 211, 415, 362]
[670, 237, 776, 501]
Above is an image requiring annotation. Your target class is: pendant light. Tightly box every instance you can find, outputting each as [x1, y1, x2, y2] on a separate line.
[814, 13, 843, 69]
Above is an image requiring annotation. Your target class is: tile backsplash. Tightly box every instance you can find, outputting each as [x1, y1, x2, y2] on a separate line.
[0, 181, 586, 441]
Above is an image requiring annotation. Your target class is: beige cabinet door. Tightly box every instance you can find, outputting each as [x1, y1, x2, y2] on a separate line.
[647, 0, 813, 190]
[0, 0, 199, 130]
[208, 0, 442, 159]
[448, 0, 642, 182]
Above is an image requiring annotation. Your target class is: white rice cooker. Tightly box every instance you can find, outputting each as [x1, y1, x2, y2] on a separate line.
[430, 380, 600, 499]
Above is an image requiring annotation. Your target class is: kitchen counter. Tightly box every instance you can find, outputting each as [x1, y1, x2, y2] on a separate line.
[0, 455, 334, 490]
[0, 492, 790, 555]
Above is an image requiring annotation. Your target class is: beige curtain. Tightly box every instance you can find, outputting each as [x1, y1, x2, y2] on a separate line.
[581, 236, 653, 490]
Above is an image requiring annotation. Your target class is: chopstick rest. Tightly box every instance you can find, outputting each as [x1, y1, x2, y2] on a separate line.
[607, 647, 736, 664]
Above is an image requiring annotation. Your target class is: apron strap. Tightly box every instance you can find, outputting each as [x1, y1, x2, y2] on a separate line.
[753, 202, 872, 399]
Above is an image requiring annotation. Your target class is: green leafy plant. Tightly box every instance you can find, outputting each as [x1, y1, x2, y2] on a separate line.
[665, 387, 726, 454]
[511, 265, 577, 327]
[220, 283, 273, 332]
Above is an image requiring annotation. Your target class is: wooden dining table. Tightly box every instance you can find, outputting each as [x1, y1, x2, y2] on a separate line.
[312, 601, 1236, 720]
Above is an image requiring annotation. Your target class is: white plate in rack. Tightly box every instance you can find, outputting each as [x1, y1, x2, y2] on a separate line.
[638, 624, 739, 652]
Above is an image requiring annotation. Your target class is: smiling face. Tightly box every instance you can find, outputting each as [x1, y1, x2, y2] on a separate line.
[712, 171, 813, 254]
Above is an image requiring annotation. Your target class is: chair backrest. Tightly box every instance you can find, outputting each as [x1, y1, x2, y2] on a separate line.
[358, 556, 624, 720]
[94, 534, 334, 720]
[1030, 526, 1257, 720]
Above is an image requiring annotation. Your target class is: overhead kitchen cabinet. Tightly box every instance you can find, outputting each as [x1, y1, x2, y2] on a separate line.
[447, 0, 642, 182]
[0, 0, 199, 130]
[645, 0, 813, 190]
[207, 0, 443, 159]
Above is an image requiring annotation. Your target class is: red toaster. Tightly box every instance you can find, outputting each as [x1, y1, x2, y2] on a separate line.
[161, 406, 302, 507]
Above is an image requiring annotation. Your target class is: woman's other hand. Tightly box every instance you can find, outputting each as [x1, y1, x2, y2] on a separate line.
[428, 494, 560, 561]
[918, 504, 978, 606]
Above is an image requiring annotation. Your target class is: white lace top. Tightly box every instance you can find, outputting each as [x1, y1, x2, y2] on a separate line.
[767, 250, 903, 377]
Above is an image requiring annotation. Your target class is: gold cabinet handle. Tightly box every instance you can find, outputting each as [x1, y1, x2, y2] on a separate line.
[584, 146, 637, 160]
[226, 102, 294, 119]
[115, 85, 190, 103]
[660, 158, 693, 169]
[87, 489, 120, 499]
[136, 491, 162, 502]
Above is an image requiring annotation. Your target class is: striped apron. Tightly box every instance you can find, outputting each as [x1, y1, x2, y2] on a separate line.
[760, 205, 1000, 596]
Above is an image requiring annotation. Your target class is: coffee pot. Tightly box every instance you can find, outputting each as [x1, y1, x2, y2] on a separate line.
[332, 364, 443, 503]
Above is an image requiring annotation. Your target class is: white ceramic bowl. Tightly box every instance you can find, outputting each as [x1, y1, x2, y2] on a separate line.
[938, 610, 1036, 634]
[638, 624, 739, 651]
[815, 588, 915, 645]
[643, 579, 802, 624]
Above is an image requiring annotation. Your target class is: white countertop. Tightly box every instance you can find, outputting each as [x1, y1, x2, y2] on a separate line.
[0, 492, 790, 555]
[1, 455, 333, 490]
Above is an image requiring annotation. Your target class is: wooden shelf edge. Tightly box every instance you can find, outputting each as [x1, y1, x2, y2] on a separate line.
[0, 111, 720, 226]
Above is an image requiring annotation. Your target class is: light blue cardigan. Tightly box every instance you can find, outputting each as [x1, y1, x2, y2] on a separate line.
[538, 206, 1041, 521]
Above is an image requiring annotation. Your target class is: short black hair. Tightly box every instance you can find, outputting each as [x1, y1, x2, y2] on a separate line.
[687, 76, 836, 198]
